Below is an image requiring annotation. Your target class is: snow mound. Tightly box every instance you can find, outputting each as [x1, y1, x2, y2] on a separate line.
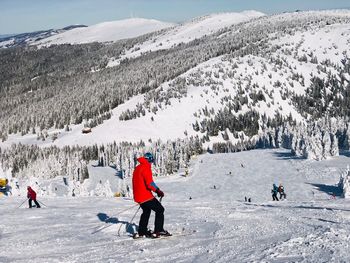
[7, 164, 127, 197]
[35, 18, 174, 46]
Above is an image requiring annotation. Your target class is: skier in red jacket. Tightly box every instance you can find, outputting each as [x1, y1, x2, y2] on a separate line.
[132, 152, 171, 238]
[27, 186, 41, 208]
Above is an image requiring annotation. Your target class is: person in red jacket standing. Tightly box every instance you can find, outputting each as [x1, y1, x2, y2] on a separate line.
[132, 152, 171, 238]
[27, 186, 41, 208]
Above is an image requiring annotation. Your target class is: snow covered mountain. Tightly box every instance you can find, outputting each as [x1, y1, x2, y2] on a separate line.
[2, 10, 350, 262]
[35, 18, 175, 46]
[107, 10, 265, 67]
[2, 11, 349, 148]
[0, 25, 87, 48]
[1, 10, 350, 184]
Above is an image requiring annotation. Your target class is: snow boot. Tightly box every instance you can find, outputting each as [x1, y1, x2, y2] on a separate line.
[152, 230, 172, 238]
[133, 230, 153, 239]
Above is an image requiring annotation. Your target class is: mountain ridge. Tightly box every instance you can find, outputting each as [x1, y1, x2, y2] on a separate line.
[34, 18, 175, 47]
[0, 25, 87, 48]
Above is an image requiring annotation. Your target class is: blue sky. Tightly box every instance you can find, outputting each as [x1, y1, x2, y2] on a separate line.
[0, 0, 349, 34]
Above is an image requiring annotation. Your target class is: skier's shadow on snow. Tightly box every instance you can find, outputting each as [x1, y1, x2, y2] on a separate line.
[306, 183, 342, 197]
[92, 213, 137, 235]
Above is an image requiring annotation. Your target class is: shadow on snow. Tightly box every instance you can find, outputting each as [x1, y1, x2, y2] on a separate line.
[91, 213, 137, 235]
[306, 182, 342, 197]
[245, 202, 350, 213]
[272, 151, 305, 160]
[339, 150, 350, 158]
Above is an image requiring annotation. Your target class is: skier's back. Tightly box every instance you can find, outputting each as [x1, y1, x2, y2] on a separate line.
[278, 184, 286, 200]
[27, 186, 41, 208]
[271, 184, 279, 201]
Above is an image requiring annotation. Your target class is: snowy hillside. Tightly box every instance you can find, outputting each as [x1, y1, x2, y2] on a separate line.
[1, 149, 350, 262]
[107, 10, 265, 67]
[35, 18, 174, 46]
[2, 11, 349, 149]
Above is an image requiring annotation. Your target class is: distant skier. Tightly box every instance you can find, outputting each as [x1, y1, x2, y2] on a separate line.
[132, 152, 171, 238]
[126, 185, 130, 197]
[271, 184, 279, 201]
[27, 186, 41, 208]
[278, 184, 287, 200]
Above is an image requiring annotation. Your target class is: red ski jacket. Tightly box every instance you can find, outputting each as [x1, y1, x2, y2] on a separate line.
[132, 157, 158, 204]
[27, 187, 37, 200]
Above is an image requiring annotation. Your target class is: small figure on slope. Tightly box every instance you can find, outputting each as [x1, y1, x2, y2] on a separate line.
[126, 185, 130, 197]
[132, 152, 171, 239]
[27, 186, 41, 208]
[278, 184, 287, 200]
[271, 184, 279, 201]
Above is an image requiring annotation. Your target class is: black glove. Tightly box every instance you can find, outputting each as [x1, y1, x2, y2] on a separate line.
[156, 189, 164, 198]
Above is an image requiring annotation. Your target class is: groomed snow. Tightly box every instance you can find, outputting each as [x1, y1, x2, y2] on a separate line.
[35, 18, 174, 47]
[1, 149, 350, 262]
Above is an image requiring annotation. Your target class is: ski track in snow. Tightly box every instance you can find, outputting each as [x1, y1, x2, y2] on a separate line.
[1, 149, 350, 262]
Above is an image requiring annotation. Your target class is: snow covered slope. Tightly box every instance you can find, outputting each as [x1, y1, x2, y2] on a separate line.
[1, 149, 350, 262]
[35, 18, 174, 46]
[107, 10, 265, 67]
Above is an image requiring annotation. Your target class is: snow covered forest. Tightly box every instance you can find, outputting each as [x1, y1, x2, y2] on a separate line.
[1, 10, 350, 186]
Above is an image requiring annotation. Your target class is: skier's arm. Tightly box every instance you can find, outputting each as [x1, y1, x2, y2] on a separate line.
[144, 166, 164, 197]
[144, 168, 159, 192]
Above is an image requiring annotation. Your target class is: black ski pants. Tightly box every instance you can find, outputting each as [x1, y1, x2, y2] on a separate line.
[138, 198, 164, 234]
[272, 193, 279, 201]
[29, 199, 41, 208]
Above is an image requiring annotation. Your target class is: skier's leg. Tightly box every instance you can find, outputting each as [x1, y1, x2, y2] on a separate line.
[34, 200, 41, 208]
[28, 199, 33, 208]
[149, 199, 164, 232]
[138, 202, 152, 235]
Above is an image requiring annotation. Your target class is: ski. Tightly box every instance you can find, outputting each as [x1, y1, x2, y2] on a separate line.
[130, 230, 196, 241]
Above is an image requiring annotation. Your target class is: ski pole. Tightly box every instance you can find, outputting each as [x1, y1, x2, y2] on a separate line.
[117, 206, 141, 236]
[109, 203, 139, 219]
[17, 198, 28, 208]
[91, 203, 140, 234]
